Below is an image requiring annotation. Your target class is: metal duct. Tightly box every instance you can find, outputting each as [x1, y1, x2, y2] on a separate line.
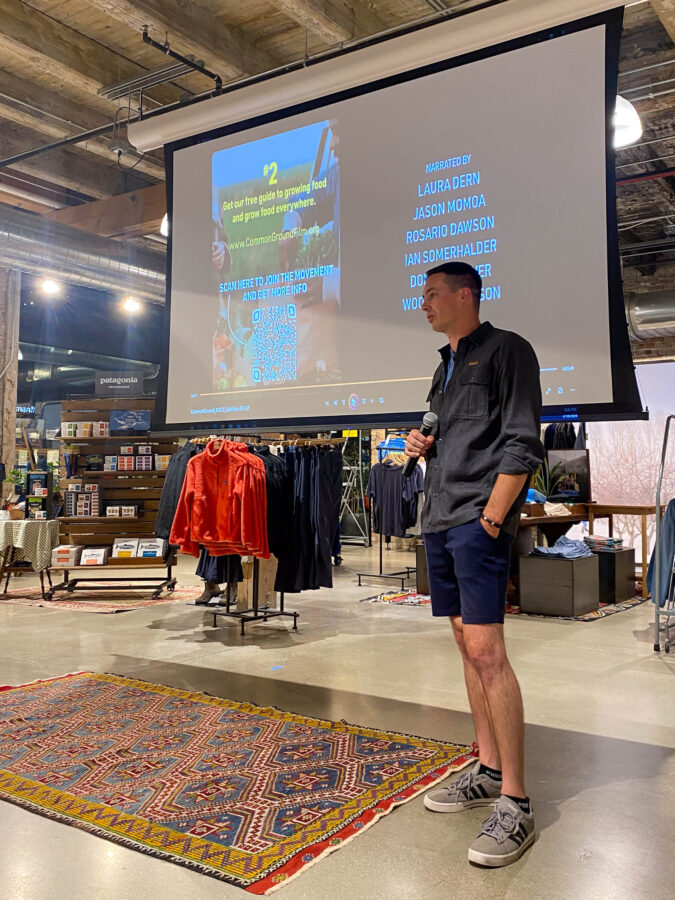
[0, 206, 165, 302]
[626, 291, 675, 340]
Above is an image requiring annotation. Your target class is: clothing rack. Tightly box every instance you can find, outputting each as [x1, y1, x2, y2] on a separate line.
[653, 414, 675, 652]
[208, 556, 299, 636]
[357, 441, 417, 590]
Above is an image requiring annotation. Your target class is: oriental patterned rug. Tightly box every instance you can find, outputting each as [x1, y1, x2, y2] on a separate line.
[0, 584, 200, 613]
[0, 673, 472, 893]
[360, 590, 431, 607]
[505, 594, 648, 621]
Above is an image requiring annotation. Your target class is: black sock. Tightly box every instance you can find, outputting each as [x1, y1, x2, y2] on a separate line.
[478, 763, 502, 781]
[505, 794, 531, 814]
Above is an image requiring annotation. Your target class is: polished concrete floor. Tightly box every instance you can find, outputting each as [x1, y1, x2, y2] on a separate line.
[1, 545, 674, 899]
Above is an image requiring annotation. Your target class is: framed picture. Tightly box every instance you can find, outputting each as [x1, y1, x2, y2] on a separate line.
[547, 449, 592, 503]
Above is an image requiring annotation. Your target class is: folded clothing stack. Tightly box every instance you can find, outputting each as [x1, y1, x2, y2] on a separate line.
[584, 534, 624, 552]
[530, 536, 593, 560]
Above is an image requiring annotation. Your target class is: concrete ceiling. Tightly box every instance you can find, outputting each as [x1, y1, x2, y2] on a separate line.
[0, 0, 672, 289]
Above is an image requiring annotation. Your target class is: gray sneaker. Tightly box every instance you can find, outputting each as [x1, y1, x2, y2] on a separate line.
[424, 761, 501, 813]
[468, 795, 536, 867]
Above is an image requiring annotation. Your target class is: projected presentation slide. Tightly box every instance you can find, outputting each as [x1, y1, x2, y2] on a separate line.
[168, 23, 615, 426]
[211, 121, 340, 393]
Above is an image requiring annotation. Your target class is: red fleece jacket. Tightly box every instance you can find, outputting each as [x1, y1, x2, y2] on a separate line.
[170, 440, 269, 558]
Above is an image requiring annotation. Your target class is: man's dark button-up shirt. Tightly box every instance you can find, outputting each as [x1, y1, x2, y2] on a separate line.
[421, 321, 544, 537]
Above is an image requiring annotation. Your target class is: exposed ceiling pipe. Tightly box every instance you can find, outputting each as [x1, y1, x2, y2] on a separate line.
[0, 206, 166, 302]
[616, 167, 675, 185]
[626, 290, 675, 339]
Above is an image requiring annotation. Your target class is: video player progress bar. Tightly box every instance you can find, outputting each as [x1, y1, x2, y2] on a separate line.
[199, 376, 429, 398]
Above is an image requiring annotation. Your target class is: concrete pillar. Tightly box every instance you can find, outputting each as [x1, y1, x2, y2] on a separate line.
[0, 267, 20, 477]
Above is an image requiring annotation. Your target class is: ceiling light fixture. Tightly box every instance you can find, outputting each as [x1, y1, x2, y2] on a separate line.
[122, 296, 142, 314]
[39, 278, 62, 297]
[160, 213, 169, 237]
[614, 95, 643, 149]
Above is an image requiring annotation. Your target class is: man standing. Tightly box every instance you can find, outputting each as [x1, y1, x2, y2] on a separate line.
[405, 261, 544, 867]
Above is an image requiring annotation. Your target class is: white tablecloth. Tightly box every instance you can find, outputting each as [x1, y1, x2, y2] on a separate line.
[0, 520, 60, 573]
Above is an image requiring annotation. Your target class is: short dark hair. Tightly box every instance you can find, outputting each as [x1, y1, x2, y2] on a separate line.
[426, 262, 482, 310]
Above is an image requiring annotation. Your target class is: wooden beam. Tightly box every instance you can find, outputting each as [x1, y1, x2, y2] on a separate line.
[274, 0, 386, 44]
[0, 191, 54, 214]
[0, 168, 89, 206]
[0, 69, 164, 181]
[85, 0, 281, 79]
[0, 119, 150, 199]
[45, 184, 166, 238]
[0, 0, 180, 110]
[650, 0, 675, 43]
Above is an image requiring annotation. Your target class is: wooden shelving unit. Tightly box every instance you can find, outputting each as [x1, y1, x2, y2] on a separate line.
[50, 398, 179, 600]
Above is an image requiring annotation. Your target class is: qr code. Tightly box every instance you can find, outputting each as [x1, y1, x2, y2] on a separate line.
[251, 304, 297, 384]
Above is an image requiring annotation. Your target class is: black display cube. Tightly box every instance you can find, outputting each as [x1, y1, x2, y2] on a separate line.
[593, 548, 636, 605]
[519, 555, 599, 617]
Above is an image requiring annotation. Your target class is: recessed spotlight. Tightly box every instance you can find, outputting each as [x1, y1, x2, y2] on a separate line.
[160, 213, 169, 237]
[122, 296, 141, 313]
[40, 278, 62, 296]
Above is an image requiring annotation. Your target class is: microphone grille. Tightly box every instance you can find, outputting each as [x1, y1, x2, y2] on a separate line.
[422, 411, 438, 430]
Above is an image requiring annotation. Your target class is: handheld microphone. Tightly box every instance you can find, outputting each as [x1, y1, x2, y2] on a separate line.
[402, 411, 438, 478]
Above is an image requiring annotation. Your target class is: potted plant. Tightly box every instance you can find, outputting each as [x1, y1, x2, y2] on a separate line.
[533, 460, 565, 499]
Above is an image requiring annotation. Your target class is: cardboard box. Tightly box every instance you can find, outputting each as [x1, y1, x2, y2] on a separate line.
[106, 506, 121, 517]
[83, 484, 100, 493]
[112, 538, 139, 558]
[120, 445, 135, 455]
[80, 548, 109, 566]
[135, 455, 153, 470]
[51, 545, 82, 566]
[104, 455, 118, 471]
[137, 539, 166, 558]
[121, 505, 137, 518]
[154, 454, 171, 471]
[62, 421, 78, 438]
[135, 444, 152, 455]
[67, 482, 82, 492]
[118, 456, 135, 471]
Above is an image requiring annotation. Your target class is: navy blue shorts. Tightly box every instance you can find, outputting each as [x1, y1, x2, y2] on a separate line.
[423, 518, 514, 624]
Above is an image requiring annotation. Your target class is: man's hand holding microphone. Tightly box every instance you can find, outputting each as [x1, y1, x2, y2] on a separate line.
[403, 411, 438, 477]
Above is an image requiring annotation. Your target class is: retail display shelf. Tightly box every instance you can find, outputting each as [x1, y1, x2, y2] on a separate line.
[62, 470, 167, 477]
[57, 516, 141, 522]
[61, 436, 155, 442]
[52, 558, 173, 570]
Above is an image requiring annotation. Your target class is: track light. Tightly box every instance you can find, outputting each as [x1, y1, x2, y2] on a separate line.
[122, 296, 141, 314]
[39, 278, 62, 297]
[614, 95, 642, 149]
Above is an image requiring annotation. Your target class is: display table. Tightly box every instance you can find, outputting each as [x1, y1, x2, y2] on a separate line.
[0, 520, 59, 599]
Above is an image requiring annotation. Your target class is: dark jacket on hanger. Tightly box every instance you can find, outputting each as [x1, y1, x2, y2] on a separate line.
[155, 442, 201, 539]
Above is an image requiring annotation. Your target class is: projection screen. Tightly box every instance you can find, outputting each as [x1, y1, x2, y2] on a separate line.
[161, 10, 641, 431]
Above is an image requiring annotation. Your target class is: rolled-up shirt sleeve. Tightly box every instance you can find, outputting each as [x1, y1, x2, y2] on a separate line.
[496, 336, 545, 476]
